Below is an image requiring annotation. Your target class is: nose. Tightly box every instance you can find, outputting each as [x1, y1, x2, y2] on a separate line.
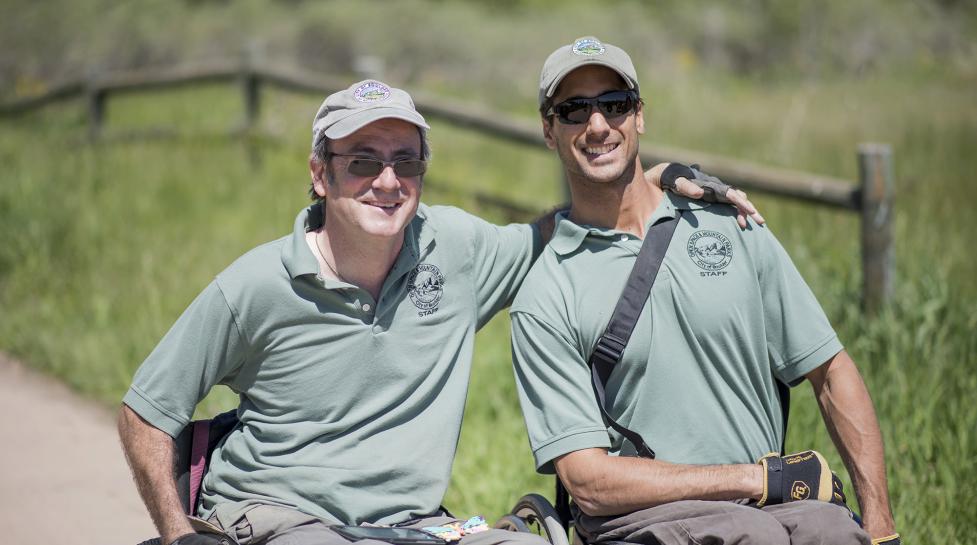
[372, 164, 401, 192]
[586, 109, 611, 138]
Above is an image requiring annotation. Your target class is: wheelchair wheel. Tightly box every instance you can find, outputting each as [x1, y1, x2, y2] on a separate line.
[494, 493, 569, 545]
[495, 514, 533, 533]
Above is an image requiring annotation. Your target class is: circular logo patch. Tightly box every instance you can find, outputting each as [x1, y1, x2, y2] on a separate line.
[572, 38, 606, 56]
[353, 81, 391, 103]
[408, 264, 444, 311]
[687, 230, 733, 271]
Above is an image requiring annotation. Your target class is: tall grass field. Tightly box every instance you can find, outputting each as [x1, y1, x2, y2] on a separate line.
[1, 69, 974, 542]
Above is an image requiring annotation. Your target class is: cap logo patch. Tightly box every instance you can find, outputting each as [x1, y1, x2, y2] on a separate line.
[572, 38, 606, 56]
[353, 81, 391, 103]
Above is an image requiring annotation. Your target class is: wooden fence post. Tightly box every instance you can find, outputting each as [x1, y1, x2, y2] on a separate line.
[242, 71, 260, 131]
[858, 143, 895, 315]
[87, 83, 106, 140]
[241, 44, 262, 132]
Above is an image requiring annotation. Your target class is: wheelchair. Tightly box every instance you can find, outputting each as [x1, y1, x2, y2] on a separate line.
[136, 409, 561, 545]
[492, 492, 569, 545]
[137, 410, 700, 545]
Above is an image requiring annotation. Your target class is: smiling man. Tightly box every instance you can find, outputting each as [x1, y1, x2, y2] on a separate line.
[117, 79, 757, 545]
[118, 80, 555, 545]
[510, 37, 899, 545]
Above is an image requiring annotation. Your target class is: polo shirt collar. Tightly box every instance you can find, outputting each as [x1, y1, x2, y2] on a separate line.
[403, 204, 438, 265]
[282, 203, 322, 279]
[550, 192, 710, 256]
[280, 202, 438, 283]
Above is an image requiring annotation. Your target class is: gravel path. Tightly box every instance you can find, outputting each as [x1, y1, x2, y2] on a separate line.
[0, 353, 156, 544]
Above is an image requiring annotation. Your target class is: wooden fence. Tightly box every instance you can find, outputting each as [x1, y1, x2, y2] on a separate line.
[0, 61, 894, 312]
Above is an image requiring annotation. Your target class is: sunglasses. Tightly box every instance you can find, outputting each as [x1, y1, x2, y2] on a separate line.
[330, 153, 427, 177]
[546, 90, 640, 125]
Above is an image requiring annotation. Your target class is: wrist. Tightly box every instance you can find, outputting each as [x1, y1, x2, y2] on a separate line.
[871, 533, 901, 545]
[745, 463, 765, 500]
[162, 522, 195, 545]
[863, 513, 898, 542]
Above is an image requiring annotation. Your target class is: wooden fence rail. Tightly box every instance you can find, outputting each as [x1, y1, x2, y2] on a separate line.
[0, 61, 894, 312]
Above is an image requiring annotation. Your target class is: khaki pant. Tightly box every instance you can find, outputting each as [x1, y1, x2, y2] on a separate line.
[214, 504, 551, 545]
[574, 500, 870, 545]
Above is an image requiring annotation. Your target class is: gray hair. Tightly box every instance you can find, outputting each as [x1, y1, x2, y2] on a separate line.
[308, 128, 431, 202]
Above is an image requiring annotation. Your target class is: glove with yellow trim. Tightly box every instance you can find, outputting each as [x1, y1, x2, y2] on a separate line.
[871, 534, 901, 545]
[756, 450, 848, 507]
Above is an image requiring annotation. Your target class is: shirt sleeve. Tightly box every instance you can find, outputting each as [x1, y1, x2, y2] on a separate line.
[754, 226, 843, 386]
[510, 310, 610, 474]
[468, 215, 542, 329]
[122, 280, 248, 437]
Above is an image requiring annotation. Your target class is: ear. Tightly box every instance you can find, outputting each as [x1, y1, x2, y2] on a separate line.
[635, 100, 646, 136]
[541, 117, 557, 150]
[309, 156, 329, 199]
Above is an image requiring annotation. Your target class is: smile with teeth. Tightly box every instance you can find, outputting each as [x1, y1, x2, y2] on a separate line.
[364, 201, 401, 209]
[583, 143, 619, 156]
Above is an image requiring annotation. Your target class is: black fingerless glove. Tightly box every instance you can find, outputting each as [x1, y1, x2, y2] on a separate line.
[757, 450, 847, 507]
[871, 534, 901, 545]
[660, 162, 733, 203]
[660, 163, 696, 192]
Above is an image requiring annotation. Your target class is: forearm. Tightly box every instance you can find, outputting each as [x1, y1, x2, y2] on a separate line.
[555, 448, 763, 516]
[810, 351, 896, 537]
[118, 404, 194, 543]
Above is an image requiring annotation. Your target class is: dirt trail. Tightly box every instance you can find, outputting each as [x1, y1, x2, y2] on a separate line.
[0, 353, 155, 544]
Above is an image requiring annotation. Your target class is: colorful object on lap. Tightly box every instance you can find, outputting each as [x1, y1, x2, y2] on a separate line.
[422, 516, 489, 542]
[461, 516, 488, 533]
[422, 525, 463, 542]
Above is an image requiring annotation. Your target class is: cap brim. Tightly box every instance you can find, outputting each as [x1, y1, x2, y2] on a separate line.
[544, 60, 637, 101]
[323, 107, 430, 140]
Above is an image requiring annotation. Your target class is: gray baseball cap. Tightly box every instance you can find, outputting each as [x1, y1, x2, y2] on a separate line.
[311, 79, 430, 148]
[538, 36, 639, 108]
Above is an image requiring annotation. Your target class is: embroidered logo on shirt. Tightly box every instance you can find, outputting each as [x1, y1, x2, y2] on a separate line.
[687, 230, 732, 277]
[408, 263, 444, 316]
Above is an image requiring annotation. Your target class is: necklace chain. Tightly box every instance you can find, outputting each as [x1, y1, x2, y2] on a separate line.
[314, 231, 345, 282]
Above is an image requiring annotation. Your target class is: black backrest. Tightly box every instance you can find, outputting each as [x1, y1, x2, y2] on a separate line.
[173, 409, 239, 514]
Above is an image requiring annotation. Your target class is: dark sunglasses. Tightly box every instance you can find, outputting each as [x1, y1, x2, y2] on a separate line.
[546, 90, 640, 125]
[330, 154, 427, 177]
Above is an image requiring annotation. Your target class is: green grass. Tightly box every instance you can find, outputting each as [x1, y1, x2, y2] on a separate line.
[1, 71, 975, 543]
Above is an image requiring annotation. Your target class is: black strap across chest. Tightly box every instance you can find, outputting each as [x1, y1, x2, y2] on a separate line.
[586, 212, 680, 459]
[554, 212, 680, 530]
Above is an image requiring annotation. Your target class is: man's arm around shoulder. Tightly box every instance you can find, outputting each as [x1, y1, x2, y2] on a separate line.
[554, 448, 764, 516]
[118, 404, 194, 544]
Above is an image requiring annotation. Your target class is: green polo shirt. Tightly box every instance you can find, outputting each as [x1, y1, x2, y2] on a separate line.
[510, 193, 842, 474]
[123, 202, 539, 526]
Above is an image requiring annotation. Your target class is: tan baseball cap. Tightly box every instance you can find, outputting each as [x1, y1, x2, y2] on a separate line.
[311, 79, 430, 148]
[538, 36, 639, 108]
